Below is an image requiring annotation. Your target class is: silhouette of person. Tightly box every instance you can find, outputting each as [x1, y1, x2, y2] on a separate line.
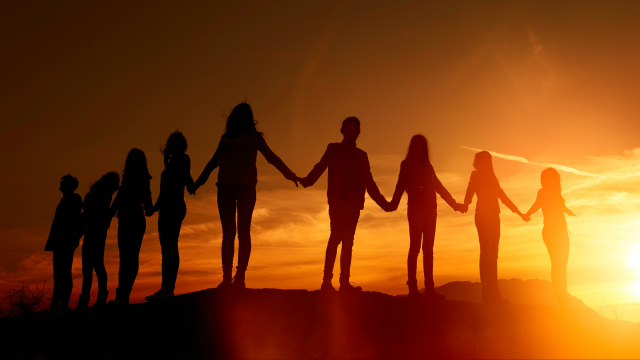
[77, 172, 120, 309]
[300, 117, 389, 293]
[110, 149, 154, 305]
[193, 102, 299, 290]
[461, 151, 527, 303]
[45, 174, 83, 312]
[388, 135, 464, 299]
[523, 168, 577, 305]
[145, 131, 195, 301]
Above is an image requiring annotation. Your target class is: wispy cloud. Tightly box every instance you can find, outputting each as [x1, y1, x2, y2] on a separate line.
[461, 146, 604, 177]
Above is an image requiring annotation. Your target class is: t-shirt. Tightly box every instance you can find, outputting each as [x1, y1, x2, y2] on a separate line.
[45, 193, 83, 251]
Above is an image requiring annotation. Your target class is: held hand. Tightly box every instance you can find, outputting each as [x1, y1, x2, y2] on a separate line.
[568, 210, 577, 217]
[520, 214, 531, 222]
[299, 177, 310, 188]
[145, 209, 155, 217]
[460, 203, 469, 213]
[289, 175, 299, 188]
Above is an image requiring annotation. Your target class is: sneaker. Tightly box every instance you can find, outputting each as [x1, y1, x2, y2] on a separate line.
[339, 282, 362, 293]
[145, 288, 175, 301]
[231, 275, 246, 290]
[217, 278, 232, 290]
[321, 281, 336, 292]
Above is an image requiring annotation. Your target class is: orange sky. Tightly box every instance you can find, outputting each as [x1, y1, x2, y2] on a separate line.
[2, 1, 640, 320]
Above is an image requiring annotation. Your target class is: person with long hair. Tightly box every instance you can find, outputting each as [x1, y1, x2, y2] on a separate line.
[461, 151, 527, 303]
[523, 168, 577, 305]
[193, 102, 299, 289]
[110, 148, 154, 305]
[388, 135, 463, 299]
[77, 171, 120, 309]
[145, 131, 195, 300]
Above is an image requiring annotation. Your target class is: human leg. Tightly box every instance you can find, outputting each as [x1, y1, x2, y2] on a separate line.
[217, 186, 237, 286]
[543, 227, 570, 303]
[233, 187, 256, 287]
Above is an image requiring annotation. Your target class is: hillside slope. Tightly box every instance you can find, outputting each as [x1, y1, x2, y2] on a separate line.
[1, 284, 639, 359]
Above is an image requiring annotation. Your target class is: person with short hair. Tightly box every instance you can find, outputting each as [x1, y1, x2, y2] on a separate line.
[300, 117, 389, 293]
[45, 174, 83, 312]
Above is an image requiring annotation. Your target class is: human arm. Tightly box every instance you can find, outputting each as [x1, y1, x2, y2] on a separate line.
[299, 145, 331, 188]
[110, 190, 120, 218]
[498, 187, 525, 219]
[258, 136, 298, 187]
[564, 205, 577, 217]
[389, 163, 407, 212]
[194, 138, 225, 190]
[139, 177, 154, 216]
[462, 172, 476, 213]
[433, 169, 461, 212]
[523, 190, 542, 222]
[362, 153, 389, 210]
[182, 155, 196, 194]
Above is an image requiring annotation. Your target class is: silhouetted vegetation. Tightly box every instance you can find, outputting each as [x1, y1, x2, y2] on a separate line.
[0, 282, 51, 317]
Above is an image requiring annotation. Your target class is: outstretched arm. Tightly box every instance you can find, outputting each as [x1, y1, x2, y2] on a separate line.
[462, 172, 476, 213]
[362, 153, 389, 210]
[258, 136, 298, 187]
[498, 188, 525, 218]
[110, 190, 121, 218]
[300, 145, 331, 188]
[389, 164, 407, 211]
[194, 139, 225, 189]
[433, 171, 461, 211]
[183, 155, 196, 194]
[564, 205, 577, 217]
[524, 190, 541, 220]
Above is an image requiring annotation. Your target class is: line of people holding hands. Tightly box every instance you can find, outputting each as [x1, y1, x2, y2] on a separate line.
[45, 102, 576, 313]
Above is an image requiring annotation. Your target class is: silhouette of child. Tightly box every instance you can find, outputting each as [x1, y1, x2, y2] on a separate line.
[523, 168, 577, 305]
[45, 174, 83, 312]
[146, 131, 195, 301]
[461, 151, 527, 304]
[193, 102, 299, 290]
[110, 149, 154, 305]
[77, 172, 120, 309]
[300, 117, 389, 293]
[388, 135, 464, 299]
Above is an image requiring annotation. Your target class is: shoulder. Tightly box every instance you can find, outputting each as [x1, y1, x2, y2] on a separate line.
[72, 193, 82, 204]
[470, 170, 479, 179]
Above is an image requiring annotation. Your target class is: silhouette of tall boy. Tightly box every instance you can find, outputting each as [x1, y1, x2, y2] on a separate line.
[45, 174, 83, 311]
[300, 117, 388, 292]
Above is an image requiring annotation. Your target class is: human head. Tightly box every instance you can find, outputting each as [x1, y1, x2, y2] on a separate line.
[541, 167, 562, 193]
[123, 148, 152, 181]
[161, 130, 187, 166]
[340, 117, 361, 142]
[59, 174, 79, 196]
[405, 134, 430, 164]
[473, 151, 494, 173]
[87, 171, 120, 196]
[224, 102, 261, 138]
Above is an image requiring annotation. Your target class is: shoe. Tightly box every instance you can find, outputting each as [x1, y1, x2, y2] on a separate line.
[92, 290, 108, 308]
[407, 280, 423, 298]
[110, 287, 130, 306]
[76, 294, 90, 310]
[145, 288, 175, 301]
[339, 282, 362, 293]
[231, 273, 246, 290]
[321, 281, 336, 292]
[217, 278, 232, 290]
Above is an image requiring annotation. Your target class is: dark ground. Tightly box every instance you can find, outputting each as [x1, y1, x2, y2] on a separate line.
[1, 283, 639, 359]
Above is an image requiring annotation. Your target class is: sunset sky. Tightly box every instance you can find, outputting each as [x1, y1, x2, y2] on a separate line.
[2, 1, 640, 320]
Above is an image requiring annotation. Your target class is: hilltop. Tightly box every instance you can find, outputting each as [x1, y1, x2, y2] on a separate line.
[1, 280, 639, 359]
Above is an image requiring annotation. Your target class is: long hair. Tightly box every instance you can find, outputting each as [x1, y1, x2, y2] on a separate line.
[160, 130, 187, 167]
[86, 171, 120, 197]
[541, 167, 565, 203]
[122, 148, 152, 182]
[473, 151, 500, 187]
[404, 134, 431, 164]
[223, 102, 263, 139]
